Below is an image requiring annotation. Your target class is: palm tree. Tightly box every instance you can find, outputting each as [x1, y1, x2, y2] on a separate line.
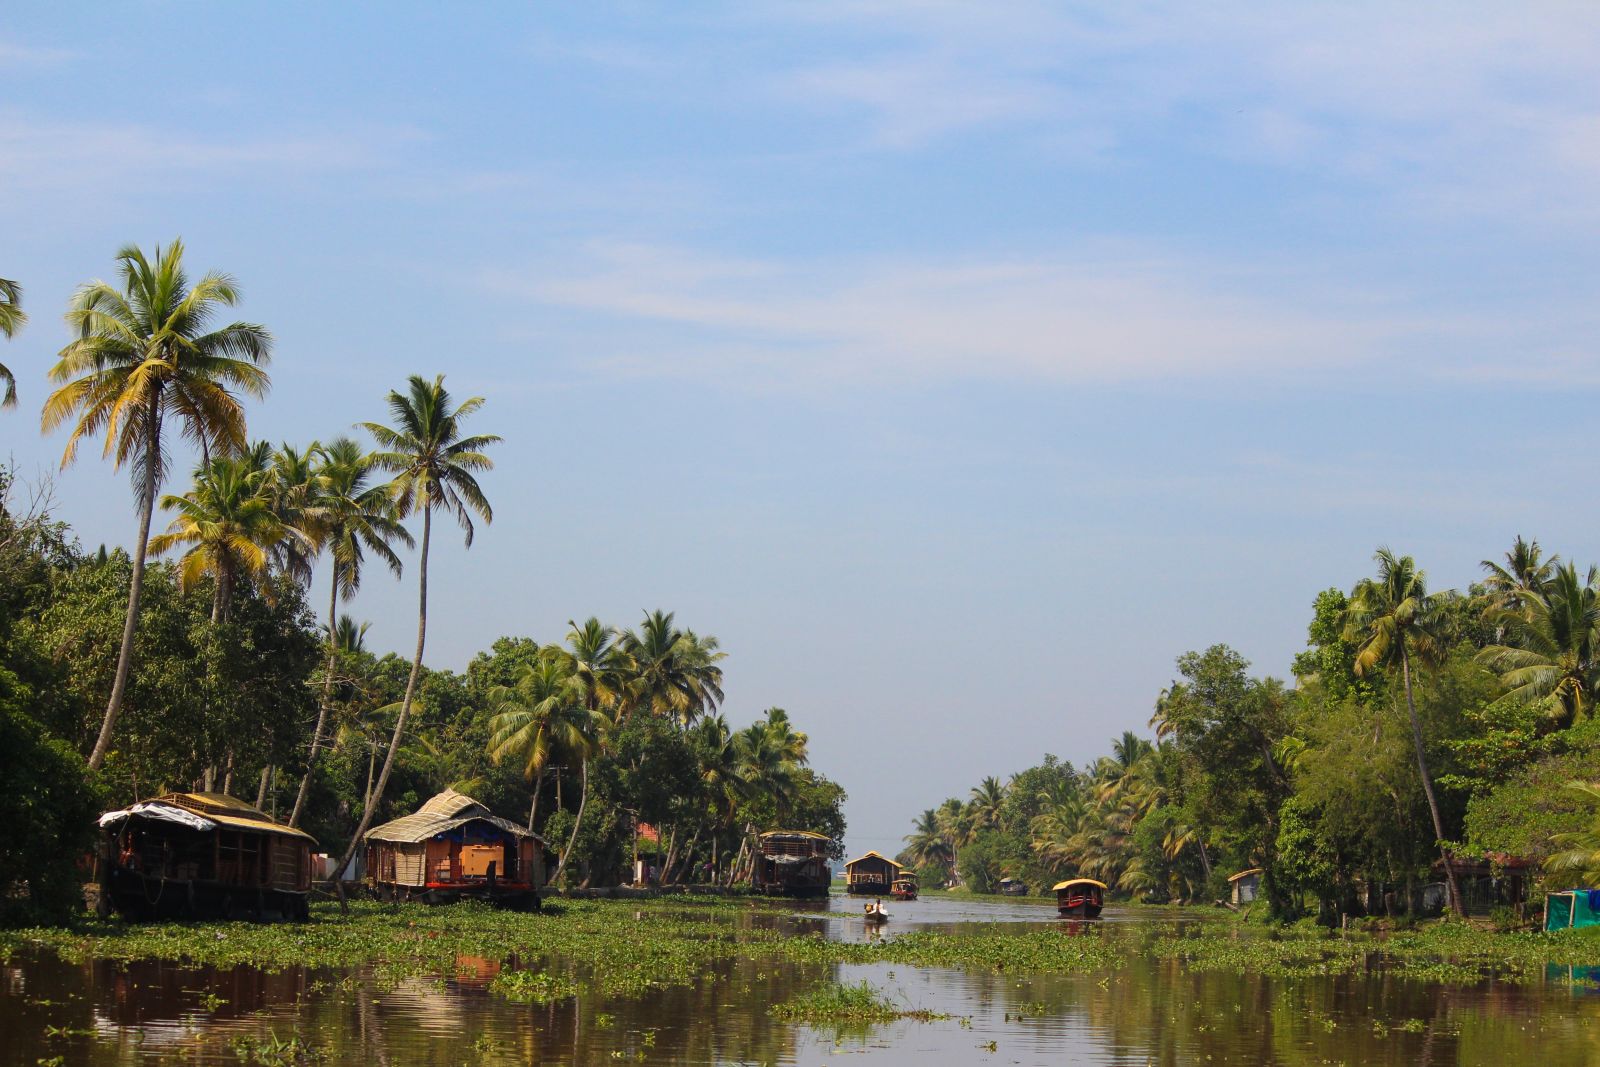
[332, 375, 498, 878]
[903, 808, 953, 876]
[42, 241, 271, 771]
[620, 611, 726, 726]
[1547, 781, 1600, 886]
[935, 796, 975, 880]
[1481, 536, 1557, 608]
[487, 658, 592, 830]
[969, 776, 1007, 832]
[1344, 547, 1465, 915]
[1477, 563, 1600, 730]
[0, 276, 24, 406]
[288, 438, 411, 827]
[264, 442, 324, 586]
[759, 707, 808, 765]
[147, 452, 298, 624]
[736, 720, 799, 820]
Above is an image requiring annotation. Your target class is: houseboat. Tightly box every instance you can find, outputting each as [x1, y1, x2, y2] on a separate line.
[998, 877, 1028, 896]
[1053, 878, 1105, 918]
[751, 829, 832, 898]
[890, 870, 919, 900]
[844, 851, 900, 896]
[98, 792, 315, 921]
[363, 789, 546, 908]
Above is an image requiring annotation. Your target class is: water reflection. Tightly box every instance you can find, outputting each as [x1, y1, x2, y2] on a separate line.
[5, 898, 1600, 1066]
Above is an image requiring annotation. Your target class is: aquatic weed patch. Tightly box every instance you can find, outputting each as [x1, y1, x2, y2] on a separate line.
[771, 980, 946, 1024]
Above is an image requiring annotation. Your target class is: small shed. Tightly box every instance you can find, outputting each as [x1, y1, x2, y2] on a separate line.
[364, 789, 546, 908]
[844, 851, 900, 895]
[1228, 867, 1263, 906]
[1547, 890, 1600, 931]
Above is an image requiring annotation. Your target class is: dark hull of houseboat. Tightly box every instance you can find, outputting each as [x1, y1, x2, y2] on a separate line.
[756, 881, 831, 899]
[847, 882, 892, 896]
[105, 866, 310, 922]
[891, 889, 917, 901]
[1057, 900, 1103, 919]
[370, 881, 540, 910]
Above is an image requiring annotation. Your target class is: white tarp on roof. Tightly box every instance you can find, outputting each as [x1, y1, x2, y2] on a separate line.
[98, 801, 216, 832]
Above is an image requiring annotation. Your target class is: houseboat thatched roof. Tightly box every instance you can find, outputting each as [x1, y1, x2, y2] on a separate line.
[760, 829, 832, 842]
[1052, 878, 1107, 891]
[365, 789, 545, 846]
[1227, 867, 1263, 883]
[99, 792, 316, 843]
[844, 851, 900, 869]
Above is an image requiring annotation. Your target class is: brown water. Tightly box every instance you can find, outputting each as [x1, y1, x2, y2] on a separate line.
[5, 895, 1599, 1066]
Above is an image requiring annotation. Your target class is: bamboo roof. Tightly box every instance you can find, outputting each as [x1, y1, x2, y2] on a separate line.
[844, 851, 900, 869]
[365, 789, 545, 846]
[1227, 867, 1264, 882]
[1052, 878, 1107, 891]
[759, 829, 832, 841]
[100, 792, 316, 843]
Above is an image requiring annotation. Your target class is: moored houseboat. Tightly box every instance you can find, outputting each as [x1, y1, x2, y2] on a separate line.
[844, 851, 900, 895]
[890, 870, 919, 900]
[98, 792, 315, 921]
[364, 789, 545, 908]
[752, 829, 832, 898]
[1054, 878, 1105, 918]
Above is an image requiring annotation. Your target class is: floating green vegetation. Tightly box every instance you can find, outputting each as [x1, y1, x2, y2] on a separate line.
[770, 980, 943, 1023]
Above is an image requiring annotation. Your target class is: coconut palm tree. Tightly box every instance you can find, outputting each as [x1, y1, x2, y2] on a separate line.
[694, 714, 749, 877]
[1547, 781, 1600, 886]
[264, 442, 324, 586]
[42, 241, 271, 771]
[620, 611, 725, 726]
[1481, 536, 1557, 609]
[758, 707, 809, 766]
[903, 808, 953, 876]
[287, 438, 411, 827]
[332, 375, 498, 878]
[1344, 547, 1465, 915]
[1477, 563, 1600, 730]
[0, 276, 24, 406]
[969, 776, 1008, 832]
[736, 720, 799, 820]
[487, 658, 590, 829]
[147, 452, 300, 624]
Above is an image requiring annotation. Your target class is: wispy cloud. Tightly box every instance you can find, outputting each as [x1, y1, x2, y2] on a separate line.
[487, 240, 1456, 389]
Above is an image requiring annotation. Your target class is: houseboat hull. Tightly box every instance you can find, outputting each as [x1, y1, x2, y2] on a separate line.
[847, 880, 893, 896]
[370, 880, 539, 909]
[105, 866, 310, 922]
[890, 888, 917, 901]
[1057, 898, 1103, 919]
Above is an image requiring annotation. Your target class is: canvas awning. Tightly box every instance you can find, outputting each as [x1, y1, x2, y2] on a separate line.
[100, 801, 214, 832]
[1052, 879, 1107, 891]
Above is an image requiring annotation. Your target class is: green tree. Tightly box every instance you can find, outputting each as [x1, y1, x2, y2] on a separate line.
[487, 657, 590, 829]
[288, 438, 410, 828]
[334, 375, 498, 877]
[619, 610, 725, 726]
[1476, 562, 1600, 730]
[1344, 547, 1465, 915]
[0, 276, 24, 406]
[42, 241, 271, 771]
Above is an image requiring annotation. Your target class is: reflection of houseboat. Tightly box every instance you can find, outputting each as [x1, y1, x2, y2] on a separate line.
[752, 830, 832, 898]
[844, 851, 900, 895]
[98, 792, 315, 921]
[1053, 878, 1105, 918]
[364, 789, 545, 908]
[890, 870, 919, 900]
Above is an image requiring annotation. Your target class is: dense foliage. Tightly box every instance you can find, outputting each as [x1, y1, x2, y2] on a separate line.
[903, 539, 1600, 919]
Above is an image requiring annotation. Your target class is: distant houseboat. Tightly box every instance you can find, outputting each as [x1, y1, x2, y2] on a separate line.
[752, 830, 832, 898]
[363, 790, 545, 908]
[890, 870, 919, 900]
[98, 792, 315, 921]
[1054, 878, 1105, 918]
[844, 851, 900, 895]
[998, 877, 1028, 896]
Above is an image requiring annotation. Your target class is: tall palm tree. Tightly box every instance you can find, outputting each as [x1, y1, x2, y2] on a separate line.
[1344, 547, 1465, 915]
[1481, 536, 1557, 609]
[147, 453, 298, 624]
[759, 707, 809, 765]
[969, 776, 1007, 832]
[288, 438, 410, 827]
[903, 808, 953, 875]
[1547, 781, 1600, 886]
[736, 719, 799, 820]
[42, 241, 271, 771]
[693, 714, 748, 882]
[620, 611, 725, 726]
[487, 658, 591, 829]
[333, 375, 498, 878]
[0, 276, 24, 406]
[264, 442, 324, 586]
[1477, 562, 1600, 729]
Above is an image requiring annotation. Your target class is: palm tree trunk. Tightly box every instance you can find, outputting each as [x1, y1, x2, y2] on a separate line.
[527, 765, 545, 831]
[289, 566, 340, 827]
[552, 758, 589, 885]
[335, 506, 430, 879]
[1400, 639, 1465, 916]
[88, 406, 160, 772]
[256, 763, 271, 809]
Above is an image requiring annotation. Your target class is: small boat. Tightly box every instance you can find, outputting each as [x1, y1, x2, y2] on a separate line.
[890, 872, 919, 901]
[1053, 878, 1105, 918]
[863, 900, 890, 924]
[998, 877, 1027, 896]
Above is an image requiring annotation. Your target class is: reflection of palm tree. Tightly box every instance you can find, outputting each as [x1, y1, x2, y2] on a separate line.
[334, 375, 497, 878]
[1478, 562, 1600, 729]
[43, 240, 272, 770]
[289, 438, 410, 828]
[1345, 547, 1464, 915]
[0, 276, 24, 406]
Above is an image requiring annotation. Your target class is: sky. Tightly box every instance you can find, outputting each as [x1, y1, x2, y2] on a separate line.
[4, 3, 1600, 862]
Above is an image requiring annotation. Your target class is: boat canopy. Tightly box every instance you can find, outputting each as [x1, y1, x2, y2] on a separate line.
[365, 789, 545, 846]
[759, 829, 832, 841]
[1052, 878, 1107, 891]
[845, 851, 900, 869]
[1227, 867, 1263, 883]
[100, 792, 316, 843]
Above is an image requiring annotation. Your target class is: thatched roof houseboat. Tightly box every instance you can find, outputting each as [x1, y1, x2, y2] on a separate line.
[843, 851, 900, 895]
[752, 830, 832, 898]
[98, 792, 316, 921]
[364, 789, 546, 908]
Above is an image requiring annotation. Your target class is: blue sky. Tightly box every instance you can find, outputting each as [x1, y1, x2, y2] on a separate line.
[4, 3, 1600, 859]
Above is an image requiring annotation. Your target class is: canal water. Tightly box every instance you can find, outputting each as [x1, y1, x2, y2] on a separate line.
[4, 894, 1598, 1065]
